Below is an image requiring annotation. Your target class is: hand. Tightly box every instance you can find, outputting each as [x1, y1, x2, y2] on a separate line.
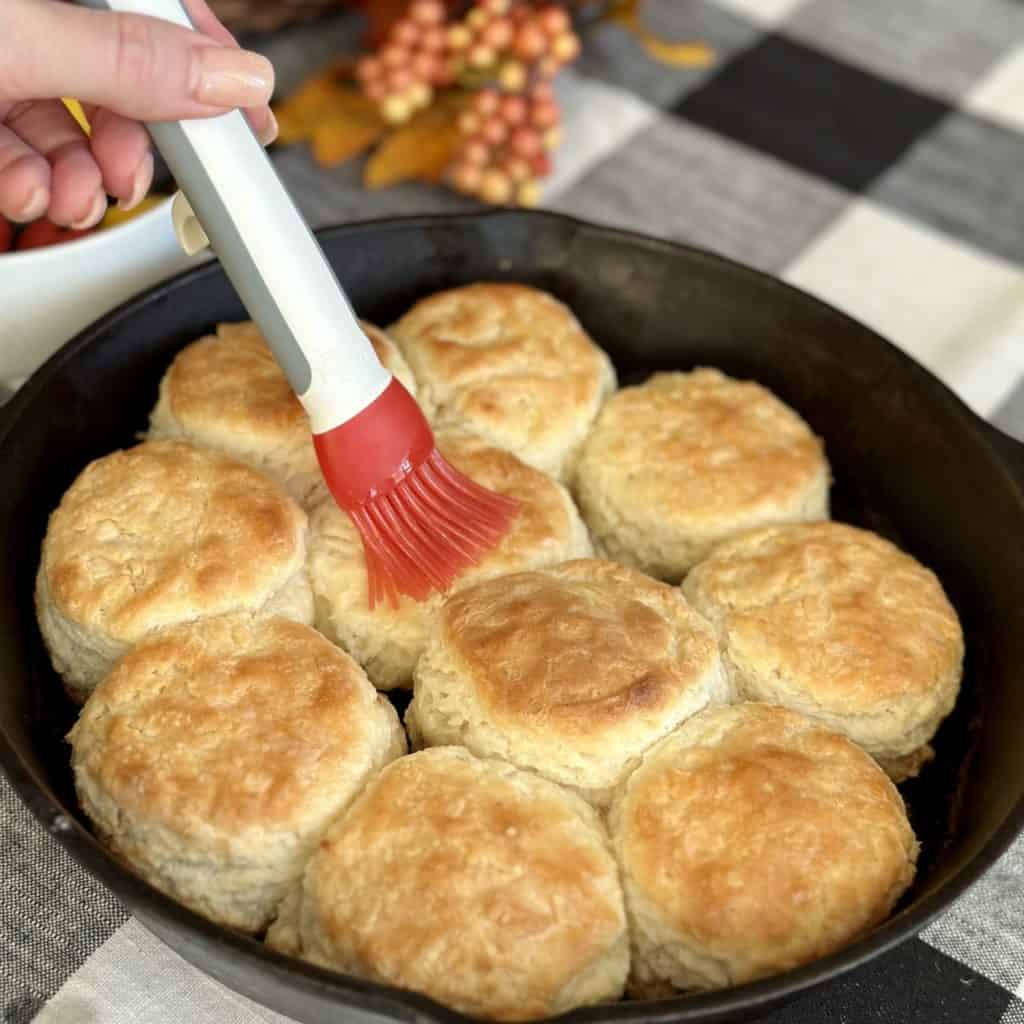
[0, 0, 277, 229]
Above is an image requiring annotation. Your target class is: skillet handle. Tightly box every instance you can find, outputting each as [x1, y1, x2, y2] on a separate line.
[982, 420, 1024, 486]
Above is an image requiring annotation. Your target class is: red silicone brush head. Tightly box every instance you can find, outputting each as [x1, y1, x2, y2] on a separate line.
[313, 378, 519, 609]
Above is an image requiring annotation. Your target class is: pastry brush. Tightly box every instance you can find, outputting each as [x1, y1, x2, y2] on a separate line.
[77, 0, 517, 609]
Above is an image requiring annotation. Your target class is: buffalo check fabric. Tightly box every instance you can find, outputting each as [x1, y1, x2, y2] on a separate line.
[3, 1, 1024, 1021]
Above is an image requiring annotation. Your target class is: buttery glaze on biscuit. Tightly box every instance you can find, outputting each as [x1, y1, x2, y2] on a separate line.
[69, 614, 406, 933]
[682, 521, 964, 779]
[148, 320, 416, 507]
[609, 703, 917, 994]
[309, 430, 593, 690]
[574, 369, 830, 580]
[388, 284, 616, 480]
[409, 559, 727, 804]
[36, 440, 313, 701]
[267, 748, 628, 1020]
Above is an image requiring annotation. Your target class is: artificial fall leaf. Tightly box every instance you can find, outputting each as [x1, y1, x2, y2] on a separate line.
[363, 97, 465, 189]
[273, 64, 373, 145]
[607, 0, 715, 68]
[312, 110, 388, 168]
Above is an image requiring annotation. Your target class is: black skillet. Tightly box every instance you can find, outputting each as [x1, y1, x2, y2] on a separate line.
[1, 211, 1023, 1024]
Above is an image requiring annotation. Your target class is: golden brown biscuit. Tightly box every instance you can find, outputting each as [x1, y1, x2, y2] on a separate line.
[409, 559, 726, 805]
[574, 369, 830, 581]
[148, 320, 416, 506]
[682, 522, 964, 780]
[266, 747, 628, 1020]
[609, 703, 917, 994]
[308, 429, 593, 690]
[388, 284, 616, 480]
[69, 615, 406, 932]
[36, 440, 313, 702]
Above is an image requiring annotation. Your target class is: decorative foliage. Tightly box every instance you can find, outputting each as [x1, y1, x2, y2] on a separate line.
[273, 0, 713, 204]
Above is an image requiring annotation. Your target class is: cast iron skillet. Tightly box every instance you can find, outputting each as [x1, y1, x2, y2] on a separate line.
[1, 211, 1023, 1024]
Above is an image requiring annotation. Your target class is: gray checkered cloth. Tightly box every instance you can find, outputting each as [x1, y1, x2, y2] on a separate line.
[3, 1, 1024, 1021]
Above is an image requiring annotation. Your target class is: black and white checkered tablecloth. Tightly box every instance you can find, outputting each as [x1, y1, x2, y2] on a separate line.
[3, 1, 1023, 1021]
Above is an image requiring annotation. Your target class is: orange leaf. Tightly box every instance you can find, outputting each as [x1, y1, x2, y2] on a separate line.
[609, 0, 715, 68]
[273, 71, 377, 145]
[363, 97, 464, 189]
[312, 110, 388, 168]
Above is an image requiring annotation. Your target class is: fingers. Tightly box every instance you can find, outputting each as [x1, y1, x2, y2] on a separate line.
[5, 99, 106, 227]
[182, 0, 278, 143]
[1, 0, 274, 121]
[0, 122, 49, 222]
[87, 109, 154, 210]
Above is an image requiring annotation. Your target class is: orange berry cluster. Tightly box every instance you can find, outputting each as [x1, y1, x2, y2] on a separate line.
[355, 0, 453, 124]
[448, 83, 562, 205]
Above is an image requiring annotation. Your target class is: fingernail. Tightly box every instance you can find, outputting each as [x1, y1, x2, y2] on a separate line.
[117, 152, 154, 212]
[259, 109, 279, 147]
[195, 48, 274, 108]
[70, 192, 107, 231]
[17, 186, 48, 222]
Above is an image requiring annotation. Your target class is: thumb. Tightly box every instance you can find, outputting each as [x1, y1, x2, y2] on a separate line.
[1, 0, 274, 121]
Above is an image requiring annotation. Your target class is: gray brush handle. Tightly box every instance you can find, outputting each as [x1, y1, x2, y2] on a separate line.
[74, 0, 392, 433]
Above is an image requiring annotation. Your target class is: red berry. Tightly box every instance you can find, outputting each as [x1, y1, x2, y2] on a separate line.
[504, 157, 531, 183]
[447, 24, 472, 50]
[381, 45, 406, 68]
[364, 79, 387, 100]
[393, 19, 419, 46]
[356, 56, 381, 81]
[530, 153, 553, 178]
[514, 24, 547, 61]
[458, 110, 481, 135]
[483, 17, 514, 49]
[537, 56, 560, 78]
[538, 5, 571, 35]
[422, 26, 447, 51]
[510, 127, 542, 158]
[481, 0, 510, 13]
[530, 100, 560, 128]
[463, 139, 490, 166]
[15, 219, 90, 251]
[474, 89, 501, 116]
[481, 118, 508, 146]
[501, 94, 528, 125]
[388, 67, 414, 90]
[531, 81, 555, 103]
[410, 0, 445, 26]
[450, 161, 484, 194]
[412, 52, 438, 79]
[0, 217, 12, 253]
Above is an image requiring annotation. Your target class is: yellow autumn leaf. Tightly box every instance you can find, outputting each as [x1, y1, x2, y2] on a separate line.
[363, 98, 464, 189]
[273, 68, 378, 145]
[608, 0, 715, 68]
[312, 110, 388, 168]
[637, 36, 715, 67]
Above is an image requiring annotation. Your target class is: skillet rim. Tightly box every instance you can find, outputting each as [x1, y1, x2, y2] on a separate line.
[1, 208, 1022, 1024]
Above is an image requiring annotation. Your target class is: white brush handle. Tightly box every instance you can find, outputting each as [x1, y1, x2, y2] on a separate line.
[76, 0, 392, 434]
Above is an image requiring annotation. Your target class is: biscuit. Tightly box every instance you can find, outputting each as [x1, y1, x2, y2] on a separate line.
[266, 747, 628, 1020]
[574, 369, 829, 581]
[608, 703, 918, 994]
[308, 430, 593, 690]
[409, 559, 727, 805]
[388, 284, 616, 480]
[69, 615, 406, 932]
[148, 320, 416, 506]
[36, 440, 313, 702]
[682, 521, 964, 780]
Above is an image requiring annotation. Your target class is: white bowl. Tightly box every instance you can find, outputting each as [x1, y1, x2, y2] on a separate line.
[0, 197, 203, 388]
